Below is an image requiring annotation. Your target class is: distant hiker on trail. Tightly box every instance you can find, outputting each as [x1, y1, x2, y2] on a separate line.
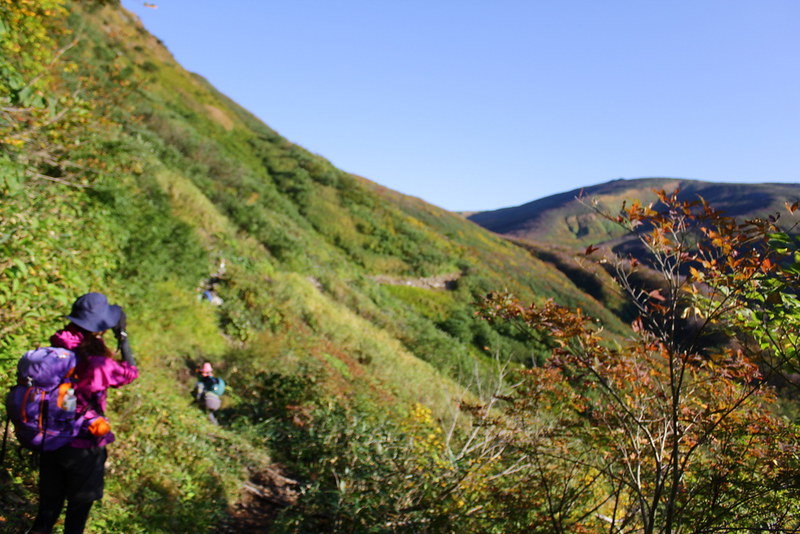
[198, 258, 226, 306]
[193, 362, 225, 425]
[26, 292, 138, 534]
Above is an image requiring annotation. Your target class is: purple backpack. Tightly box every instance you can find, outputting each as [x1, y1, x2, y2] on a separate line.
[5, 347, 84, 451]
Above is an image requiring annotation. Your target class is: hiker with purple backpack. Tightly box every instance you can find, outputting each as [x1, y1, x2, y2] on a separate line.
[21, 292, 139, 534]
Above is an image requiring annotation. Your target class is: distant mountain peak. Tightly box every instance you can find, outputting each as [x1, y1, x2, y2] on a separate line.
[468, 178, 800, 250]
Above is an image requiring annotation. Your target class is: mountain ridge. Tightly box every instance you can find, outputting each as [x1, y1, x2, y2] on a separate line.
[468, 177, 800, 251]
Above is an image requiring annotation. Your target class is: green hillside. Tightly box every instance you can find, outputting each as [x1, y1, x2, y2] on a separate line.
[1, 2, 630, 532]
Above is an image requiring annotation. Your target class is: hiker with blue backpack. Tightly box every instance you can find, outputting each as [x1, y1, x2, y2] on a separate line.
[193, 362, 225, 425]
[7, 292, 138, 534]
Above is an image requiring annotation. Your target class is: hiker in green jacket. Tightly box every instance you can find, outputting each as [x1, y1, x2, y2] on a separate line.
[193, 362, 224, 425]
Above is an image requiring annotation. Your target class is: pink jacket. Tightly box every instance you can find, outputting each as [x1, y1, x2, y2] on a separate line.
[50, 326, 139, 447]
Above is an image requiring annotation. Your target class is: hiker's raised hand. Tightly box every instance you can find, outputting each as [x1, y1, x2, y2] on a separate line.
[113, 309, 128, 341]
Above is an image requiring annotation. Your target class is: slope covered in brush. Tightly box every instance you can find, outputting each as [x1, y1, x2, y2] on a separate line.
[0, 2, 634, 531]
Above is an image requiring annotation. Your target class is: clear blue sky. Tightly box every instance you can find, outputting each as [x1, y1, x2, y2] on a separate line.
[121, 1, 799, 212]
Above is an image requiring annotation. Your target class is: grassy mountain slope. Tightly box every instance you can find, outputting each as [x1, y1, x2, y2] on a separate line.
[468, 177, 800, 251]
[1, 2, 633, 532]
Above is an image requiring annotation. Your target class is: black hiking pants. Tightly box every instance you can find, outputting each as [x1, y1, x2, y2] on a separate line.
[30, 446, 106, 534]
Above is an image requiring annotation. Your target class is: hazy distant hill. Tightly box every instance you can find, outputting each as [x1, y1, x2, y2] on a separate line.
[468, 178, 800, 252]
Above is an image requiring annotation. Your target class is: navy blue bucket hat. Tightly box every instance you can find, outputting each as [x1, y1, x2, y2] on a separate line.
[66, 292, 123, 332]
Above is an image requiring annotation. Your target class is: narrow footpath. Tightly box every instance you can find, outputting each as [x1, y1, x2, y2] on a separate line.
[217, 467, 298, 533]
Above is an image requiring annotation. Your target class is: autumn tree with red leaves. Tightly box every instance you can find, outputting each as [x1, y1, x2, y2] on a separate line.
[465, 191, 800, 533]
